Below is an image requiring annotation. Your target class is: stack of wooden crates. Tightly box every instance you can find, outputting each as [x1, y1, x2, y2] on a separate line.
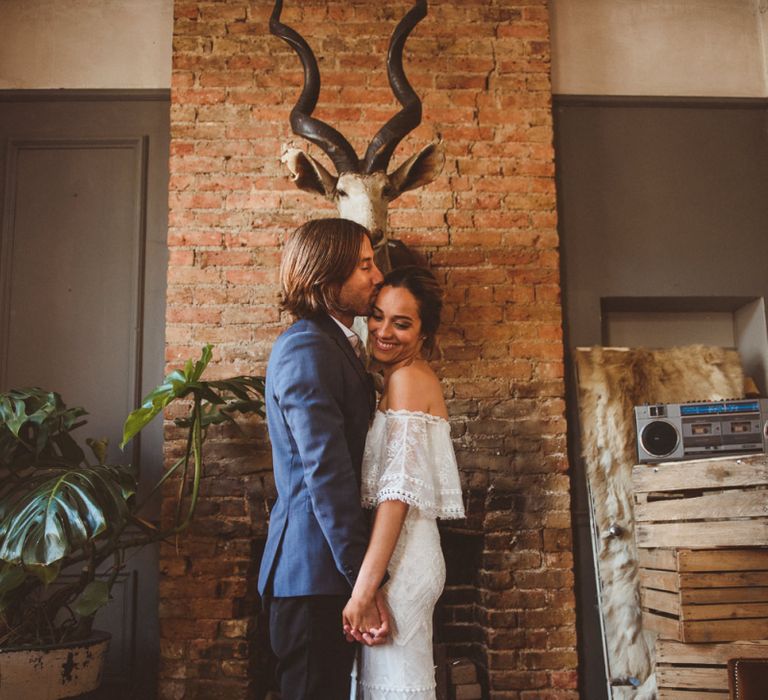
[632, 453, 768, 698]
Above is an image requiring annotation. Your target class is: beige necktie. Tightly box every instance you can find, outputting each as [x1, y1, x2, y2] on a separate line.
[349, 333, 367, 366]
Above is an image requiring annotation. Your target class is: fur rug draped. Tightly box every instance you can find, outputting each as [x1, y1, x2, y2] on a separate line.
[574, 345, 744, 699]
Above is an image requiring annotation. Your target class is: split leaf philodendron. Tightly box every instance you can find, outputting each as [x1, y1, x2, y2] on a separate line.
[0, 345, 264, 647]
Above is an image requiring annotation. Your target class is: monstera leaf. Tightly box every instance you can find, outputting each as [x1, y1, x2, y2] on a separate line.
[0, 563, 26, 613]
[72, 580, 111, 617]
[121, 345, 265, 447]
[121, 344, 214, 447]
[0, 388, 87, 474]
[121, 344, 264, 533]
[0, 345, 266, 646]
[0, 464, 136, 567]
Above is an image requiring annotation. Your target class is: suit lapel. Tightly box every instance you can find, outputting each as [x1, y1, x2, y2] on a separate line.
[314, 315, 376, 417]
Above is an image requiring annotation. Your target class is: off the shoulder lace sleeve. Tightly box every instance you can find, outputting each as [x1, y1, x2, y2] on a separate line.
[361, 409, 465, 519]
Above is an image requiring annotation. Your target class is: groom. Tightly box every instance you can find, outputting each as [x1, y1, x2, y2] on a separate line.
[258, 218, 389, 698]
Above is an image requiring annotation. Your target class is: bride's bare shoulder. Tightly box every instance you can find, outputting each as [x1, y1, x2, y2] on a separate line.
[388, 361, 437, 389]
[386, 362, 446, 416]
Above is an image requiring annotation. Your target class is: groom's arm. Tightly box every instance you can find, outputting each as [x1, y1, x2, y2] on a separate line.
[273, 329, 371, 587]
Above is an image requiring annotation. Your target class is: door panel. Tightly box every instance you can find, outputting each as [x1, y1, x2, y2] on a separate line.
[3, 139, 143, 461]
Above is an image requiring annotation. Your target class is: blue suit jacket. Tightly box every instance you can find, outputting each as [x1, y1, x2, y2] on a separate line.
[258, 314, 376, 597]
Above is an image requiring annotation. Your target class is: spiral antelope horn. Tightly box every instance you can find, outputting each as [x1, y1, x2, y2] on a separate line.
[362, 0, 427, 175]
[270, 0, 360, 174]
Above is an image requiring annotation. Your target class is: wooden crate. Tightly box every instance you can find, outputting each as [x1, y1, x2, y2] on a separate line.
[640, 548, 768, 643]
[656, 638, 768, 699]
[632, 454, 768, 549]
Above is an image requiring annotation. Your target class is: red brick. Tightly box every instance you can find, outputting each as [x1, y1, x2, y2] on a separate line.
[164, 1, 574, 696]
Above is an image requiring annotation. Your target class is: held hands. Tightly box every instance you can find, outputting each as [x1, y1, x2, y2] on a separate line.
[343, 500, 405, 645]
[342, 589, 390, 646]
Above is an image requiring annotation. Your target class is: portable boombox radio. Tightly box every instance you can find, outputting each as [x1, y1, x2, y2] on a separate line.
[634, 399, 768, 463]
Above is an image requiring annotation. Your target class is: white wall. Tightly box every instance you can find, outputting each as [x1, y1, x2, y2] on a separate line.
[0, 0, 172, 89]
[4, 1, 767, 96]
[551, 0, 768, 97]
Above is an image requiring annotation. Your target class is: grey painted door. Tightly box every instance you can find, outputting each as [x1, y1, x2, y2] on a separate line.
[0, 91, 169, 698]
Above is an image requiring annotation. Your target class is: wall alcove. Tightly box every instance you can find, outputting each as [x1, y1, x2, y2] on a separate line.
[555, 95, 768, 698]
[601, 296, 768, 396]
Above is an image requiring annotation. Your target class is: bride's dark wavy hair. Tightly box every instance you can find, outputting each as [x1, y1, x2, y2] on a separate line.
[381, 266, 443, 353]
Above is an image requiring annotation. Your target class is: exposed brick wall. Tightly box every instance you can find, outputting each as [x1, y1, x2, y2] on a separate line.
[163, 1, 577, 698]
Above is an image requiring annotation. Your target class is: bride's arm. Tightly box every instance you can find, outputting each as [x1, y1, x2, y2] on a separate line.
[344, 366, 436, 638]
[343, 500, 407, 636]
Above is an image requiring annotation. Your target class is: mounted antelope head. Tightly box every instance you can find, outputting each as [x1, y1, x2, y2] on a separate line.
[270, 0, 445, 272]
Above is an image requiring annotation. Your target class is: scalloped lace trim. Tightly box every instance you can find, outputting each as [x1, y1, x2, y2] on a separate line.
[359, 680, 437, 692]
[361, 408, 466, 521]
[362, 490, 465, 519]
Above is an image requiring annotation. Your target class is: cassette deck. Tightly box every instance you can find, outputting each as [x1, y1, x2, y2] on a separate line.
[634, 399, 768, 463]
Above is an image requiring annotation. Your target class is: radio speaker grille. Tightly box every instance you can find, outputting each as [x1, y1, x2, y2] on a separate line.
[640, 420, 680, 457]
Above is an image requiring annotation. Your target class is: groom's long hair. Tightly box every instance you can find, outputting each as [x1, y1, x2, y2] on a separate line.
[280, 218, 371, 319]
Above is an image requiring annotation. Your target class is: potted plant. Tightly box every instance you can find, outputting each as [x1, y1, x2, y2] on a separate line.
[0, 345, 264, 699]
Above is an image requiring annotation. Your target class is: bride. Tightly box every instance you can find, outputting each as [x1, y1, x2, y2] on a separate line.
[343, 265, 465, 699]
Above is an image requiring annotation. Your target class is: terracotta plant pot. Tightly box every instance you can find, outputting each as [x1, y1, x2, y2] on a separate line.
[0, 631, 110, 700]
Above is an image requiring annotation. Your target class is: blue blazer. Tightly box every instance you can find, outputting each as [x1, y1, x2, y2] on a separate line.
[258, 314, 376, 597]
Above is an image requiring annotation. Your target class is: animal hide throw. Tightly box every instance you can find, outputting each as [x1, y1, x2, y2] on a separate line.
[574, 345, 744, 698]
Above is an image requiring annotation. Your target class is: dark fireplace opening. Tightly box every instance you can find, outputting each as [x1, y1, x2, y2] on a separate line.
[435, 527, 486, 699]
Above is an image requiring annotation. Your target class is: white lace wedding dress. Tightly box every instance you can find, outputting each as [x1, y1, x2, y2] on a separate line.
[353, 409, 465, 699]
